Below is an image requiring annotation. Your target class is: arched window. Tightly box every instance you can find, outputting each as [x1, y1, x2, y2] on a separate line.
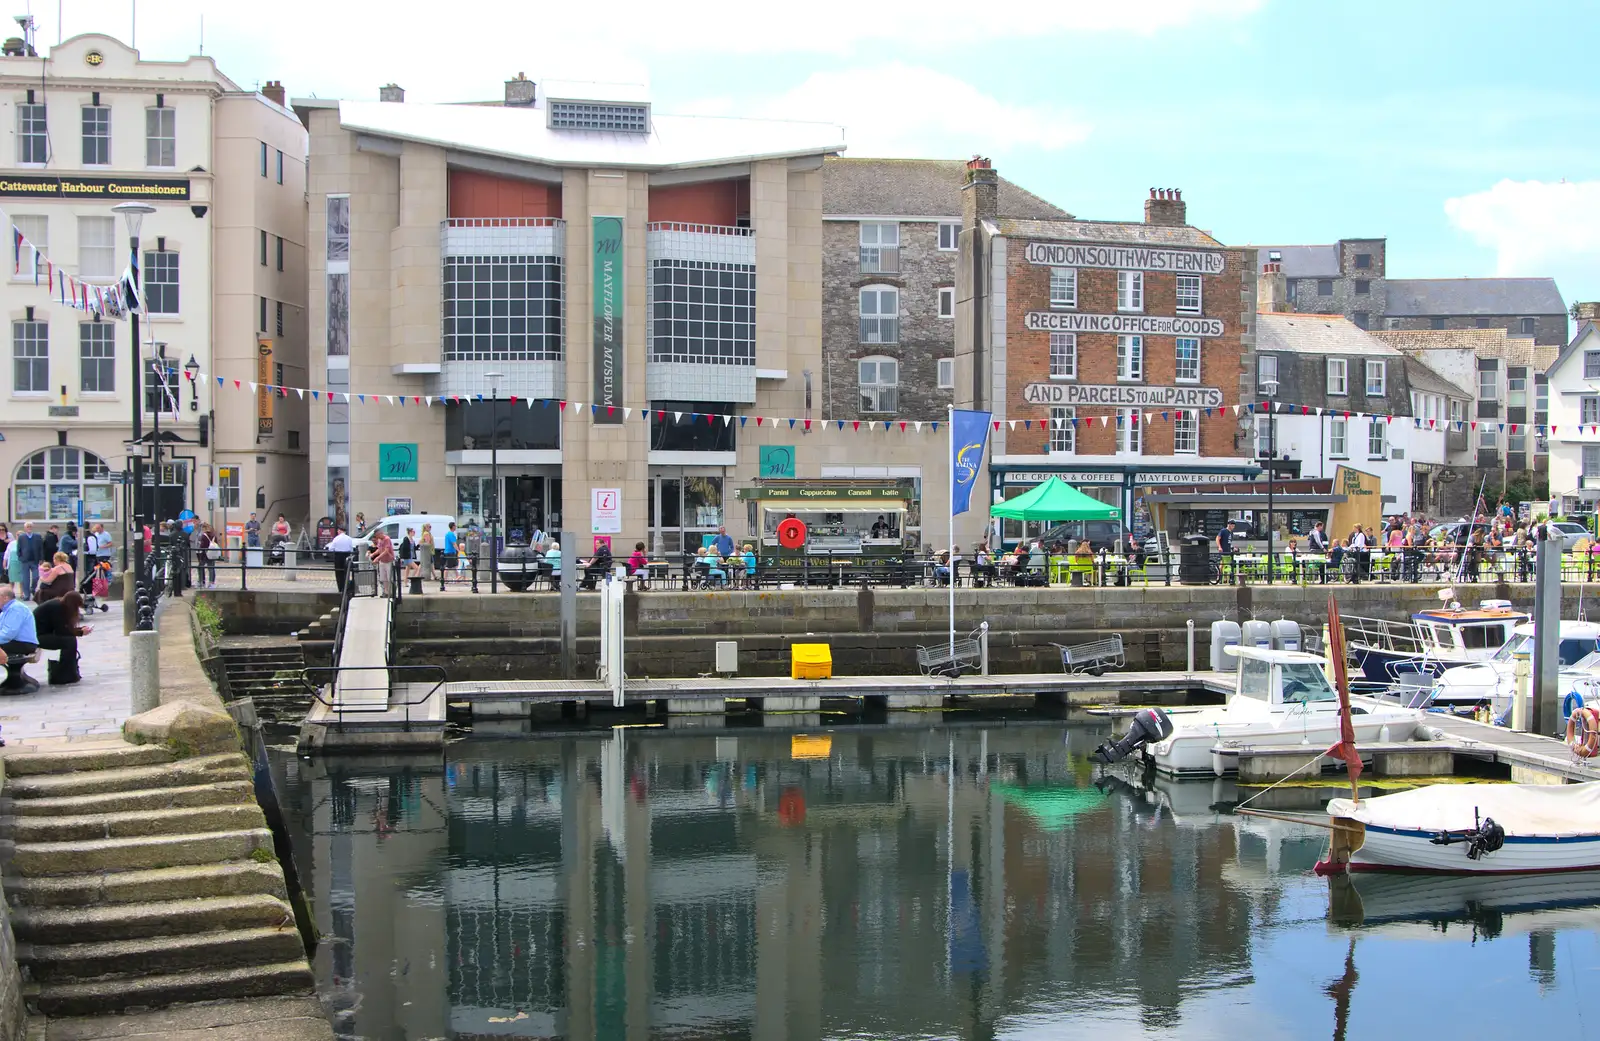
[12, 448, 115, 522]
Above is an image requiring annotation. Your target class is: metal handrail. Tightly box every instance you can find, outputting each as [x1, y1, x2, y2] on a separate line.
[445, 217, 565, 228]
[645, 221, 753, 237]
[300, 663, 446, 731]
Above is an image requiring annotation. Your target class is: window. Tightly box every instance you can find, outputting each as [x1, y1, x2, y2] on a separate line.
[1257, 354, 1278, 394]
[1255, 415, 1273, 457]
[1173, 410, 1198, 454]
[1354, 279, 1370, 295]
[1508, 371, 1527, 408]
[258, 296, 268, 333]
[79, 322, 114, 393]
[1116, 270, 1143, 312]
[1050, 407, 1074, 454]
[1587, 353, 1600, 380]
[1479, 425, 1497, 450]
[1317, 279, 1333, 296]
[276, 301, 284, 337]
[1508, 430, 1526, 454]
[1536, 378, 1548, 417]
[11, 448, 114, 522]
[77, 217, 115, 279]
[1175, 337, 1200, 383]
[858, 357, 898, 413]
[1327, 358, 1348, 395]
[1520, 317, 1536, 336]
[1176, 275, 1201, 314]
[326, 196, 350, 265]
[1430, 317, 1446, 330]
[1586, 445, 1600, 478]
[1365, 359, 1386, 395]
[1050, 332, 1076, 379]
[275, 149, 284, 185]
[12, 215, 45, 279]
[144, 357, 179, 413]
[1050, 267, 1077, 308]
[859, 222, 899, 273]
[145, 107, 175, 167]
[143, 251, 179, 314]
[1116, 409, 1141, 454]
[1368, 418, 1387, 458]
[12, 320, 47, 392]
[217, 468, 241, 509]
[937, 222, 959, 251]
[288, 431, 300, 450]
[938, 286, 954, 318]
[275, 236, 284, 272]
[81, 104, 109, 165]
[443, 254, 565, 362]
[1353, 312, 1370, 330]
[1450, 399, 1464, 424]
[858, 286, 899, 344]
[259, 141, 268, 177]
[1328, 416, 1348, 457]
[1354, 253, 1372, 270]
[259, 230, 268, 266]
[1117, 335, 1143, 381]
[1478, 366, 1498, 401]
[1387, 318, 1402, 329]
[1476, 317, 1490, 328]
[937, 357, 954, 390]
[17, 102, 46, 163]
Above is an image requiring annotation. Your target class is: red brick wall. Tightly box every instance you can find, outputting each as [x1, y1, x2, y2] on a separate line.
[647, 179, 751, 226]
[447, 170, 562, 218]
[1004, 246, 1247, 456]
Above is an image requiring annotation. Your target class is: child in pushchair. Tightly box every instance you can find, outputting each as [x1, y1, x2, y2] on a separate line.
[77, 560, 112, 613]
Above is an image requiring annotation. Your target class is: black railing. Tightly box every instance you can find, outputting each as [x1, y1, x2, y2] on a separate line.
[299, 663, 446, 731]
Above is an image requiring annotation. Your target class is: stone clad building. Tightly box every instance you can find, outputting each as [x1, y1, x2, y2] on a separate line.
[956, 165, 1259, 531]
[820, 158, 1067, 423]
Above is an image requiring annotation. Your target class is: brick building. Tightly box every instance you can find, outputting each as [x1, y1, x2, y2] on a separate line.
[1250, 237, 1567, 345]
[955, 165, 1259, 539]
[820, 157, 1067, 424]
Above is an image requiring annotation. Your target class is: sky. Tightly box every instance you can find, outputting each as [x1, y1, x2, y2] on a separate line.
[32, 0, 1600, 308]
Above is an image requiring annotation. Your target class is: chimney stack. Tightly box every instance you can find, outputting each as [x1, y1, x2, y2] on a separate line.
[1144, 187, 1187, 227]
[1576, 302, 1600, 322]
[1258, 261, 1289, 314]
[379, 83, 405, 103]
[261, 80, 286, 107]
[961, 155, 998, 229]
[505, 72, 537, 107]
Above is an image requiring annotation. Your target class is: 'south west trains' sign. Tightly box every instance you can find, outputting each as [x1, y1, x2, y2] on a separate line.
[1023, 383, 1225, 409]
[1024, 312, 1224, 337]
[1023, 241, 1226, 275]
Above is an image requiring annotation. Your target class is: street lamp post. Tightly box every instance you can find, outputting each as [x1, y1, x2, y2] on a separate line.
[1261, 381, 1279, 585]
[114, 201, 156, 631]
[485, 372, 504, 595]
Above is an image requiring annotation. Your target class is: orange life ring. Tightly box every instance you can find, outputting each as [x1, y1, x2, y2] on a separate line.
[777, 518, 808, 550]
[1566, 706, 1600, 758]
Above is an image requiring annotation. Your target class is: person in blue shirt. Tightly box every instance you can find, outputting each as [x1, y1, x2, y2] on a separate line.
[712, 525, 735, 558]
[14, 523, 42, 601]
[543, 541, 562, 588]
[0, 584, 40, 693]
[443, 523, 459, 585]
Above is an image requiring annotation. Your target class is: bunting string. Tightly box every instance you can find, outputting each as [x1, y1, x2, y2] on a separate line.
[9, 220, 140, 322]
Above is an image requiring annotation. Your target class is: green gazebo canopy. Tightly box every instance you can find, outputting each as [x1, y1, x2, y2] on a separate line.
[990, 479, 1121, 521]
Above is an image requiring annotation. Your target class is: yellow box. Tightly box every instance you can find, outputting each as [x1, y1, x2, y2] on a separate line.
[791, 643, 833, 680]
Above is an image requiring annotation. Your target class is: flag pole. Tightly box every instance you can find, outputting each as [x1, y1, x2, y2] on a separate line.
[949, 404, 956, 658]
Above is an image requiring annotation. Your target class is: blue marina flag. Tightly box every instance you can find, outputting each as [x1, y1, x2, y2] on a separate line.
[950, 408, 992, 515]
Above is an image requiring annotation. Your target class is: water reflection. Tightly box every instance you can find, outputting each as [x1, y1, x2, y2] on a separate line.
[269, 725, 1600, 1040]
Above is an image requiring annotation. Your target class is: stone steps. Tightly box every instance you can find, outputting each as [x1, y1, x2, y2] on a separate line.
[28, 960, 316, 1017]
[0, 779, 256, 818]
[1, 803, 266, 843]
[10, 828, 274, 876]
[21, 925, 307, 981]
[35, 994, 331, 1041]
[12, 893, 296, 944]
[4, 754, 250, 800]
[1, 744, 173, 777]
[5, 861, 287, 907]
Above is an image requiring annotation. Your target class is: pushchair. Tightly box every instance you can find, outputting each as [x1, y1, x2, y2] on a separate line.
[267, 534, 287, 565]
[77, 560, 112, 613]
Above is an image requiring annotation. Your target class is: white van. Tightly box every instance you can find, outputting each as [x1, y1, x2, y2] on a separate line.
[352, 514, 456, 551]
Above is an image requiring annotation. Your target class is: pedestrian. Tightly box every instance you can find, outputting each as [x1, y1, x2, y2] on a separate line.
[42, 525, 59, 562]
[464, 523, 483, 584]
[32, 591, 88, 686]
[35, 553, 74, 604]
[368, 529, 396, 595]
[399, 528, 418, 582]
[196, 524, 218, 587]
[0, 525, 9, 569]
[326, 526, 354, 593]
[59, 524, 78, 573]
[245, 512, 262, 548]
[418, 523, 435, 581]
[353, 512, 367, 537]
[14, 523, 43, 601]
[273, 514, 291, 542]
[442, 522, 459, 586]
[92, 523, 113, 574]
[712, 525, 734, 558]
[0, 584, 40, 694]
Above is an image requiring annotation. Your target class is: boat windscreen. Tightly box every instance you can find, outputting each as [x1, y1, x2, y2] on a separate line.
[1459, 623, 1507, 650]
[1560, 638, 1600, 667]
[1491, 634, 1532, 662]
[1280, 662, 1337, 703]
[1239, 656, 1272, 700]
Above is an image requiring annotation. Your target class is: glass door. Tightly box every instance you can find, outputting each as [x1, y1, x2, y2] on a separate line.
[648, 472, 724, 556]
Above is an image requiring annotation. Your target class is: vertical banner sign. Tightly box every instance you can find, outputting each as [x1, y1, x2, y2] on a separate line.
[592, 216, 625, 424]
[256, 339, 274, 436]
[950, 409, 992, 515]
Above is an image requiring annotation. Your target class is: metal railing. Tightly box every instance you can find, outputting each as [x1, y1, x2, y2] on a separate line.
[445, 217, 565, 229]
[300, 663, 446, 731]
[645, 221, 753, 237]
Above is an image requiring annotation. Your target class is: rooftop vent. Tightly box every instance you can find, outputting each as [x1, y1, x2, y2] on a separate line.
[548, 99, 649, 133]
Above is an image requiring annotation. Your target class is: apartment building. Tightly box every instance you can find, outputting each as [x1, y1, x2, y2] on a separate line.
[1545, 303, 1600, 515]
[0, 32, 307, 532]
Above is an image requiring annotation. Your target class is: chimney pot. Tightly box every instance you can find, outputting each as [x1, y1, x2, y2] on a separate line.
[1144, 187, 1188, 226]
[1258, 262, 1289, 314]
[379, 83, 405, 103]
[261, 80, 286, 107]
[966, 155, 991, 170]
[962, 157, 999, 227]
[1577, 302, 1600, 322]
[505, 73, 537, 107]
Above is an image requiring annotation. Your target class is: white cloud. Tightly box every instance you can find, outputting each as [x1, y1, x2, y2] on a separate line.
[1445, 178, 1600, 278]
[729, 64, 1090, 157]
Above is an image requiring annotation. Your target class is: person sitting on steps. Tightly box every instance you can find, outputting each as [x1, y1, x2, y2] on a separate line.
[0, 584, 40, 694]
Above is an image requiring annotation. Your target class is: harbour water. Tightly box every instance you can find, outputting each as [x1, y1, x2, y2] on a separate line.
[269, 721, 1600, 1040]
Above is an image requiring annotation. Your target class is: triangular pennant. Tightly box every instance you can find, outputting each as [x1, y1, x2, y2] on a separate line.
[853, 421, 860, 431]
[806, 420, 814, 432]
[915, 422, 923, 433]
[559, 400, 568, 411]
[931, 422, 938, 432]
[1008, 420, 1018, 431]
[247, 382, 257, 393]
[607, 406, 615, 417]
[216, 376, 224, 388]
[899, 422, 907, 432]
[1023, 419, 1032, 430]
[624, 407, 633, 420]
[675, 412, 684, 423]
[788, 418, 796, 429]
[836, 420, 845, 431]
[591, 404, 599, 416]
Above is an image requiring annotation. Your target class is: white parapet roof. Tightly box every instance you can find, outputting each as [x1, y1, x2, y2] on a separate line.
[338, 99, 845, 171]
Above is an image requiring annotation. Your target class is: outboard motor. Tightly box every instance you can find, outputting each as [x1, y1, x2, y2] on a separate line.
[1093, 707, 1175, 765]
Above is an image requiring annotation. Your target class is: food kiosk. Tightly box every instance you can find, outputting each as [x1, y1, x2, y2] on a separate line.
[737, 480, 915, 567]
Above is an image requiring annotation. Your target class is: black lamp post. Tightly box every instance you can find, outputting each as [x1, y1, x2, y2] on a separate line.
[1261, 381, 1279, 584]
[184, 354, 199, 410]
[114, 201, 156, 630]
[486, 371, 504, 595]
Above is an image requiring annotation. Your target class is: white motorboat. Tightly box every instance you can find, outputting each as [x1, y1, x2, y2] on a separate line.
[1427, 620, 1600, 717]
[1345, 600, 1528, 687]
[1321, 782, 1600, 875]
[1141, 646, 1425, 777]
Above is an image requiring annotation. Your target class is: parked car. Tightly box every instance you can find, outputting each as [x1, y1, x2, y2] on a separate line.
[351, 514, 457, 551]
[1040, 519, 1125, 551]
[1549, 521, 1590, 552]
